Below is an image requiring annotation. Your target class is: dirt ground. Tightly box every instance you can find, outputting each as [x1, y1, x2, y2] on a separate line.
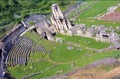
[101, 12, 120, 21]
[65, 66, 120, 79]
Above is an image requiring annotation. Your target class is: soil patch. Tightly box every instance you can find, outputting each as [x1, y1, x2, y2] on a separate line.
[101, 12, 120, 21]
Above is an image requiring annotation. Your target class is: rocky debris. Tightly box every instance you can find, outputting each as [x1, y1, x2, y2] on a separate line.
[23, 14, 56, 41]
[68, 24, 120, 48]
[111, 75, 120, 79]
[107, 6, 117, 13]
[67, 46, 74, 50]
[86, 26, 95, 37]
[56, 70, 63, 74]
[112, 43, 120, 50]
[109, 30, 120, 44]
[96, 25, 109, 39]
[76, 24, 86, 35]
[55, 37, 64, 43]
[115, 26, 120, 31]
[86, 58, 120, 69]
[22, 71, 42, 79]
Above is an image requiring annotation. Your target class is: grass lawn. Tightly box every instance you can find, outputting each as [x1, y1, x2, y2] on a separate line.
[78, 1, 119, 18]
[28, 64, 71, 79]
[50, 43, 87, 63]
[8, 60, 54, 79]
[75, 50, 120, 67]
[56, 34, 110, 49]
[29, 52, 46, 61]
[74, 18, 120, 27]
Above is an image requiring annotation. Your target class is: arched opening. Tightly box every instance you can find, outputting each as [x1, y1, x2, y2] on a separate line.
[52, 32, 56, 36]
[0, 49, 2, 58]
[117, 48, 120, 50]
[44, 35, 48, 40]
[102, 35, 109, 37]
[42, 32, 48, 40]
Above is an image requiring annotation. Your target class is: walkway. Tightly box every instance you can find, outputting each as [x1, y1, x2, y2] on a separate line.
[0, 58, 3, 78]
[20, 26, 36, 36]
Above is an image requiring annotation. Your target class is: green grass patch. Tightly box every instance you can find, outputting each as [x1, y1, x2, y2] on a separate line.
[78, 1, 119, 18]
[28, 64, 71, 79]
[75, 50, 120, 67]
[37, 39, 56, 51]
[29, 52, 45, 61]
[74, 18, 120, 27]
[50, 43, 86, 63]
[8, 60, 54, 79]
[56, 34, 110, 49]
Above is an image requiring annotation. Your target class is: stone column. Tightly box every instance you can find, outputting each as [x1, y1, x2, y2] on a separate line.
[51, 4, 72, 33]
[56, 5, 64, 18]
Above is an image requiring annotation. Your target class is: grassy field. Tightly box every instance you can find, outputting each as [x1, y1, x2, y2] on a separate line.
[56, 34, 110, 49]
[50, 43, 87, 63]
[8, 40, 120, 79]
[7, 31, 120, 79]
[78, 1, 118, 18]
[74, 1, 120, 27]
